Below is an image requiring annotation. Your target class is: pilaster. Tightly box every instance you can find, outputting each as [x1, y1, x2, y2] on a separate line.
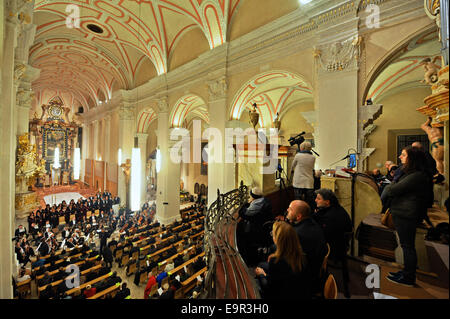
[156, 97, 181, 225]
[207, 76, 235, 206]
[314, 32, 361, 170]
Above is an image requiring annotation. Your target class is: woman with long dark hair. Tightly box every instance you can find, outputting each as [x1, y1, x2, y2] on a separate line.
[383, 146, 432, 286]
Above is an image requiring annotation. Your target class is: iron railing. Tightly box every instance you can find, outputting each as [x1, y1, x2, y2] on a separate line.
[202, 181, 261, 298]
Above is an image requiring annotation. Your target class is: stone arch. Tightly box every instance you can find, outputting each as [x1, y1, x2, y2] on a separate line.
[136, 108, 158, 134]
[362, 27, 440, 105]
[170, 94, 209, 128]
[229, 70, 313, 128]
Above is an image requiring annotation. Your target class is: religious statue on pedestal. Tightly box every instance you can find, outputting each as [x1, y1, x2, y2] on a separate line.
[249, 103, 259, 130]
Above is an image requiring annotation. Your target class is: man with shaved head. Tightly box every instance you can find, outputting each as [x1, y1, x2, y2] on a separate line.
[286, 200, 327, 293]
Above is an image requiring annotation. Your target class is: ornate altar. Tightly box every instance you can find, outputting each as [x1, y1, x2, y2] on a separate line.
[15, 133, 46, 219]
[29, 97, 80, 182]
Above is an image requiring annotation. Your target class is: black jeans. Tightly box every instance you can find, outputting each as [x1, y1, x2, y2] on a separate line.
[392, 215, 417, 281]
[293, 188, 315, 210]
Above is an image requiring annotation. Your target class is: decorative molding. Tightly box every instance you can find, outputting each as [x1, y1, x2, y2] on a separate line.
[16, 88, 34, 108]
[14, 62, 27, 83]
[118, 105, 134, 121]
[207, 77, 228, 101]
[314, 36, 362, 73]
[157, 97, 169, 113]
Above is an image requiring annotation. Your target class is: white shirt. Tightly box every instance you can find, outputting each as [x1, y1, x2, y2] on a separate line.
[291, 152, 315, 189]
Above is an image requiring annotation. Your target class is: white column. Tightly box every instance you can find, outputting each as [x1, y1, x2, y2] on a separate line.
[137, 133, 148, 206]
[117, 105, 134, 207]
[92, 119, 99, 160]
[207, 77, 235, 207]
[156, 98, 180, 225]
[81, 123, 89, 182]
[0, 17, 19, 300]
[104, 115, 111, 191]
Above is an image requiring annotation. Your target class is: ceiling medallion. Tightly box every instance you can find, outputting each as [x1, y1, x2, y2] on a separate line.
[86, 24, 104, 34]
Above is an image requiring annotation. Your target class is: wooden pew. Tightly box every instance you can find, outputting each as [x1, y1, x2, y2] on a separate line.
[182, 267, 207, 295]
[36, 256, 102, 295]
[16, 278, 32, 296]
[66, 271, 113, 296]
[37, 263, 102, 297]
[167, 252, 205, 278]
[87, 282, 120, 299]
[35, 249, 93, 274]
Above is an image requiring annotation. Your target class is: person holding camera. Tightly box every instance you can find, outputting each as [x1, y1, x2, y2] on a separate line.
[291, 141, 316, 210]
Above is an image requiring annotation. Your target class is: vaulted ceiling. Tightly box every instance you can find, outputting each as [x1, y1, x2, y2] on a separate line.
[30, 0, 312, 113]
[366, 29, 441, 103]
[31, 0, 243, 111]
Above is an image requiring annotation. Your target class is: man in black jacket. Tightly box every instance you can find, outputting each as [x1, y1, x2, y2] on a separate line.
[286, 200, 328, 293]
[313, 189, 353, 259]
[237, 187, 273, 266]
[313, 188, 353, 297]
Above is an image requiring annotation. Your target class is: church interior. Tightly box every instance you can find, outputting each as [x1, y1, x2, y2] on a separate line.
[0, 0, 448, 300]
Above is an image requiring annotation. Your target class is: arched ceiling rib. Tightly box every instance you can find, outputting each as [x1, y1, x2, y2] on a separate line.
[170, 95, 208, 128]
[366, 30, 441, 103]
[230, 71, 313, 128]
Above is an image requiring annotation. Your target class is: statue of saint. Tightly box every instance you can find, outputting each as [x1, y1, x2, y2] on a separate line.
[421, 117, 444, 174]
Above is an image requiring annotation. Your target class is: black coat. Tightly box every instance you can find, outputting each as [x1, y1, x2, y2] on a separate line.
[257, 258, 311, 299]
[384, 170, 431, 222]
[103, 247, 114, 263]
[313, 205, 353, 259]
[292, 218, 327, 281]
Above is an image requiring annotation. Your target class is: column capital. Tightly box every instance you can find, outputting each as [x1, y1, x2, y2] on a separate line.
[119, 104, 134, 120]
[136, 132, 149, 142]
[314, 35, 362, 74]
[207, 76, 228, 101]
[156, 96, 169, 113]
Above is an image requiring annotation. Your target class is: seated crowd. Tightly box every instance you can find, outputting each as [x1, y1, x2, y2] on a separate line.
[13, 196, 206, 299]
[238, 186, 353, 299]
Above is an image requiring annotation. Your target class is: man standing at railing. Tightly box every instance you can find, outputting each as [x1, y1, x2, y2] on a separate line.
[237, 187, 273, 267]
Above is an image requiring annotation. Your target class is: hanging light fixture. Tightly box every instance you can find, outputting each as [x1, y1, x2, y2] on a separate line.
[130, 137, 141, 211]
[74, 143, 80, 180]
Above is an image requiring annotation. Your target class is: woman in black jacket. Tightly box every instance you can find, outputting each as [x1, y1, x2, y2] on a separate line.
[384, 146, 432, 286]
[255, 221, 311, 299]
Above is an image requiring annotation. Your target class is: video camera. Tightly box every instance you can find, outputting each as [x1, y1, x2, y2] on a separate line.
[288, 131, 306, 152]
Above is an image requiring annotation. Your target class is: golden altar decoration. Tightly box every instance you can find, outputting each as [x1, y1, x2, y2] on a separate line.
[15, 133, 46, 219]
